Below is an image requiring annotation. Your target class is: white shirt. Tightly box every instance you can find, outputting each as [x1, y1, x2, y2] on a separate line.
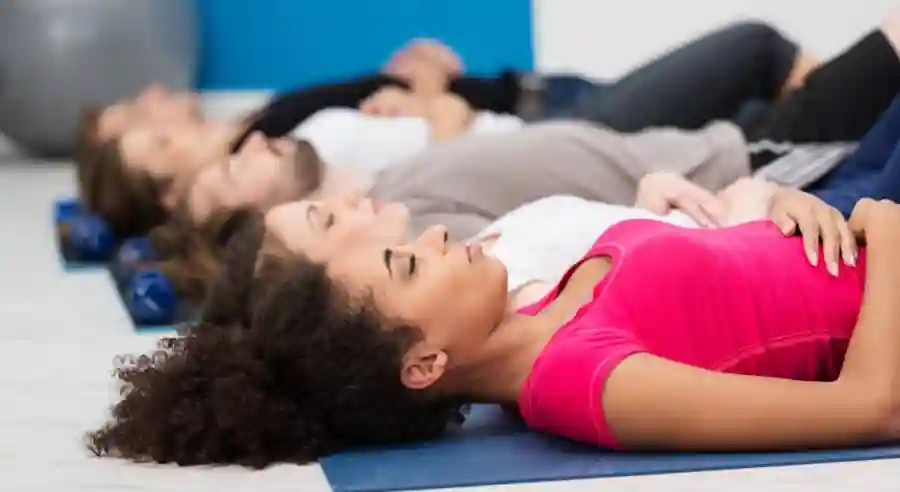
[292, 108, 524, 175]
[471, 195, 700, 292]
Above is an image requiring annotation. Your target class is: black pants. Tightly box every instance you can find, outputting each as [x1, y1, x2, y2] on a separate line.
[244, 24, 900, 155]
[748, 30, 900, 170]
[749, 31, 900, 144]
[529, 22, 799, 133]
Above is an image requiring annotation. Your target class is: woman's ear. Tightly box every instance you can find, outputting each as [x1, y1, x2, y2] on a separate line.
[400, 343, 448, 390]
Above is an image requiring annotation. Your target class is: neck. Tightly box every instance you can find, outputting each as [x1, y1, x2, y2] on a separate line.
[441, 312, 558, 405]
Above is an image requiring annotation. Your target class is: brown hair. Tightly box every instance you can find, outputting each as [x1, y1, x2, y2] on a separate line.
[73, 105, 104, 195]
[60, 108, 170, 247]
[87, 213, 465, 467]
[79, 138, 173, 239]
[141, 136, 325, 304]
[145, 205, 255, 304]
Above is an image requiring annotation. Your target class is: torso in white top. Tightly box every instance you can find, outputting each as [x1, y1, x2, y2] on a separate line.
[292, 108, 524, 174]
[471, 195, 700, 293]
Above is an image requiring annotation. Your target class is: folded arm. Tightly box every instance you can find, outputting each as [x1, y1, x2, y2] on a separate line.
[423, 93, 476, 141]
[634, 172, 777, 227]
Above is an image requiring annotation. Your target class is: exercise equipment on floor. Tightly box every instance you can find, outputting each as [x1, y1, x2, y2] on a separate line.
[54, 199, 117, 264]
[111, 237, 159, 288]
[320, 404, 900, 492]
[126, 269, 179, 326]
[0, 0, 198, 157]
[113, 240, 188, 328]
[53, 198, 189, 330]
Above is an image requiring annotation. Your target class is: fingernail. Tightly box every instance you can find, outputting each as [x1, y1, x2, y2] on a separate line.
[827, 262, 839, 277]
[845, 252, 856, 267]
[807, 251, 818, 266]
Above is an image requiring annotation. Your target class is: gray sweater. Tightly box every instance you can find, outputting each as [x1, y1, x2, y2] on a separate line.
[370, 120, 750, 240]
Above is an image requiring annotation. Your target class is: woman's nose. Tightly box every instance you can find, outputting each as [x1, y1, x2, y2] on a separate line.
[342, 190, 366, 208]
[413, 225, 450, 252]
[238, 132, 267, 156]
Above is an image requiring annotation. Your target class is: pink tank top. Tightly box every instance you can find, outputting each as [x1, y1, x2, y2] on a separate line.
[516, 219, 867, 449]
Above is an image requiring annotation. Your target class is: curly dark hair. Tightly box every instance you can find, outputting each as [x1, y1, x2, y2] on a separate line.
[87, 213, 466, 467]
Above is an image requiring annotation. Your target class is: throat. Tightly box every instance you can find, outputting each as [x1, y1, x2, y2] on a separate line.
[449, 256, 613, 404]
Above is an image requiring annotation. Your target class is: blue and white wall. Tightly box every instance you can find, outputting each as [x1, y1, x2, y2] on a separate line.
[196, 0, 897, 94]
[3, 0, 895, 157]
[195, 0, 534, 91]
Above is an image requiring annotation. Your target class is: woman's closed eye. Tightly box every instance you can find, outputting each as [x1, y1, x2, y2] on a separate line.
[305, 204, 336, 231]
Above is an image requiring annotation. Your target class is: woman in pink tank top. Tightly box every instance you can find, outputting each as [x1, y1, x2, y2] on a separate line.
[90, 191, 900, 467]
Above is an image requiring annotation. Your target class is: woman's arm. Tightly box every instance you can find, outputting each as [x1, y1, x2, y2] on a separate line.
[602, 199, 900, 452]
[635, 173, 780, 228]
[232, 74, 409, 150]
[603, 352, 888, 451]
[423, 93, 475, 142]
[715, 177, 778, 226]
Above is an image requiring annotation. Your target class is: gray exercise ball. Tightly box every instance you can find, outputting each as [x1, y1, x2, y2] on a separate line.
[0, 0, 199, 157]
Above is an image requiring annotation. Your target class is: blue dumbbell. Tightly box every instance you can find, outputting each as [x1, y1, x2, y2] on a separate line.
[65, 214, 116, 262]
[54, 198, 82, 224]
[128, 269, 178, 326]
[112, 237, 159, 288]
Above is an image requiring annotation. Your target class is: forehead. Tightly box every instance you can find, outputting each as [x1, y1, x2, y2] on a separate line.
[264, 201, 360, 263]
[119, 126, 155, 164]
[265, 201, 314, 244]
[104, 101, 134, 119]
[98, 103, 137, 139]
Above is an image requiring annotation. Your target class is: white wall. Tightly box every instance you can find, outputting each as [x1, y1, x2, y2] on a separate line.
[533, 0, 899, 79]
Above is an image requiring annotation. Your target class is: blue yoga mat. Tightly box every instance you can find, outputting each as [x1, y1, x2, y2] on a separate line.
[321, 404, 900, 492]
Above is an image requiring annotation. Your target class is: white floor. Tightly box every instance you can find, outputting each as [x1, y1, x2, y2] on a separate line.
[3, 146, 900, 492]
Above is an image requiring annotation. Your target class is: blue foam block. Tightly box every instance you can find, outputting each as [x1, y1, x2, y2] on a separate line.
[127, 269, 179, 326]
[54, 198, 82, 223]
[53, 198, 111, 270]
[320, 404, 900, 492]
[51, 200, 190, 332]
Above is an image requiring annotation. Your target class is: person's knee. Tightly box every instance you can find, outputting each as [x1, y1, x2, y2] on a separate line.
[718, 21, 783, 47]
[708, 21, 793, 68]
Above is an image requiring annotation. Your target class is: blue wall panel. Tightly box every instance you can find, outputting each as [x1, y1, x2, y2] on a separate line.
[196, 0, 534, 91]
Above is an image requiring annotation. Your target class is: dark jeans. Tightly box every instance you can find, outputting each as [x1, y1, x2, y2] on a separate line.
[806, 93, 900, 216]
[525, 22, 798, 134]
